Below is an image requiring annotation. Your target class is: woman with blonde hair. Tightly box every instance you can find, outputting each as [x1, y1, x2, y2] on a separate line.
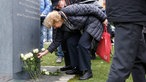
[38, 3, 107, 80]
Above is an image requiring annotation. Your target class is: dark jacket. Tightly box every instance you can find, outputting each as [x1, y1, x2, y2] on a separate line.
[61, 4, 106, 40]
[106, 0, 146, 22]
[48, 3, 106, 53]
[65, 0, 96, 5]
[48, 28, 80, 53]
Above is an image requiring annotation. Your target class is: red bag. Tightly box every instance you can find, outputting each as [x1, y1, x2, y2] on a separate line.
[96, 25, 112, 63]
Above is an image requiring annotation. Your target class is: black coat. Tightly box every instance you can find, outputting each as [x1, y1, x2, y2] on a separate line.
[48, 3, 106, 53]
[106, 0, 146, 22]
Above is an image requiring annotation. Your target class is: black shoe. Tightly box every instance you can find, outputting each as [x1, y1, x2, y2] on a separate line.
[91, 55, 96, 60]
[65, 68, 81, 75]
[60, 66, 72, 71]
[79, 70, 93, 80]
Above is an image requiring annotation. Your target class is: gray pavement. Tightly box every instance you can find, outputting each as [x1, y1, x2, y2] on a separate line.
[8, 66, 75, 82]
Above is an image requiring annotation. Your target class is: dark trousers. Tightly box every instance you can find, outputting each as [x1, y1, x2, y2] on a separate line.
[132, 59, 146, 82]
[77, 31, 93, 71]
[131, 32, 146, 82]
[67, 32, 81, 69]
[61, 31, 81, 67]
[61, 39, 70, 66]
[107, 22, 146, 82]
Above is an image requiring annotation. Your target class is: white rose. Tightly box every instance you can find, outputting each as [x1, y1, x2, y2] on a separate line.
[25, 52, 33, 59]
[24, 53, 30, 59]
[30, 57, 34, 61]
[45, 71, 50, 75]
[33, 49, 39, 53]
[41, 48, 46, 52]
[28, 52, 33, 58]
[23, 56, 27, 60]
[42, 69, 47, 72]
[20, 53, 25, 59]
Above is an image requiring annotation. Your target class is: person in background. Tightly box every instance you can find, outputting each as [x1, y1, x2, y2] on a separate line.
[50, 0, 71, 67]
[106, 0, 146, 82]
[51, 0, 81, 73]
[47, 27, 53, 42]
[56, 45, 64, 63]
[40, 0, 52, 49]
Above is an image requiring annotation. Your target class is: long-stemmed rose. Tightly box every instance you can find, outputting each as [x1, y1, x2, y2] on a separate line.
[20, 48, 41, 80]
[20, 48, 61, 80]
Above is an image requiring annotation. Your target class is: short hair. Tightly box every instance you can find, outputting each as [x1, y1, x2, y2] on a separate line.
[43, 11, 62, 28]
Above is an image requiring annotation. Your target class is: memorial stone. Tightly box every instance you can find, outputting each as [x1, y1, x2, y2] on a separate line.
[0, 0, 40, 81]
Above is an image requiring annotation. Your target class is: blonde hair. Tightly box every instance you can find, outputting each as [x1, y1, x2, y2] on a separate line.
[43, 11, 63, 28]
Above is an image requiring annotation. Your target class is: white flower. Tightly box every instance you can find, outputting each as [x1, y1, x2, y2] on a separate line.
[24, 53, 29, 59]
[29, 52, 33, 57]
[44, 71, 50, 75]
[33, 49, 39, 53]
[20, 53, 25, 59]
[20, 53, 28, 60]
[30, 57, 34, 61]
[41, 48, 46, 52]
[25, 52, 33, 59]
[42, 69, 47, 72]
[23, 56, 27, 60]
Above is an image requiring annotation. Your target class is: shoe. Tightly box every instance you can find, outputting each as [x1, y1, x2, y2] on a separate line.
[65, 68, 81, 75]
[79, 70, 93, 80]
[56, 56, 63, 63]
[60, 66, 72, 71]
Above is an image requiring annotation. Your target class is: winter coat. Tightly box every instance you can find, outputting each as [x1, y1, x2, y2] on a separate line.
[106, 0, 146, 22]
[65, 0, 96, 5]
[40, 0, 52, 15]
[48, 3, 106, 53]
[61, 3, 106, 40]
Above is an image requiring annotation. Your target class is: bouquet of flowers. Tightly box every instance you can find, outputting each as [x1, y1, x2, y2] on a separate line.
[20, 48, 46, 79]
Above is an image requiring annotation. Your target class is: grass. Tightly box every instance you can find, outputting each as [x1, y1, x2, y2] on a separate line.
[41, 44, 133, 82]
[41, 52, 65, 66]
[41, 43, 64, 66]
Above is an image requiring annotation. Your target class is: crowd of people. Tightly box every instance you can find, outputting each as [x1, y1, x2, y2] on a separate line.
[39, 0, 146, 81]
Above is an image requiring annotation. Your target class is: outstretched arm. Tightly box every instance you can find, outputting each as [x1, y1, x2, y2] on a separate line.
[38, 28, 63, 58]
[61, 4, 107, 22]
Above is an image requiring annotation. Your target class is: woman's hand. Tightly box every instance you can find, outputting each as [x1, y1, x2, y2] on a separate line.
[37, 50, 49, 58]
[103, 19, 108, 26]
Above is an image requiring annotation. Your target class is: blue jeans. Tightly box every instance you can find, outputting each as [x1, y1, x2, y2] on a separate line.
[47, 27, 53, 41]
[40, 25, 47, 49]
[57, 45, 64, 57]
